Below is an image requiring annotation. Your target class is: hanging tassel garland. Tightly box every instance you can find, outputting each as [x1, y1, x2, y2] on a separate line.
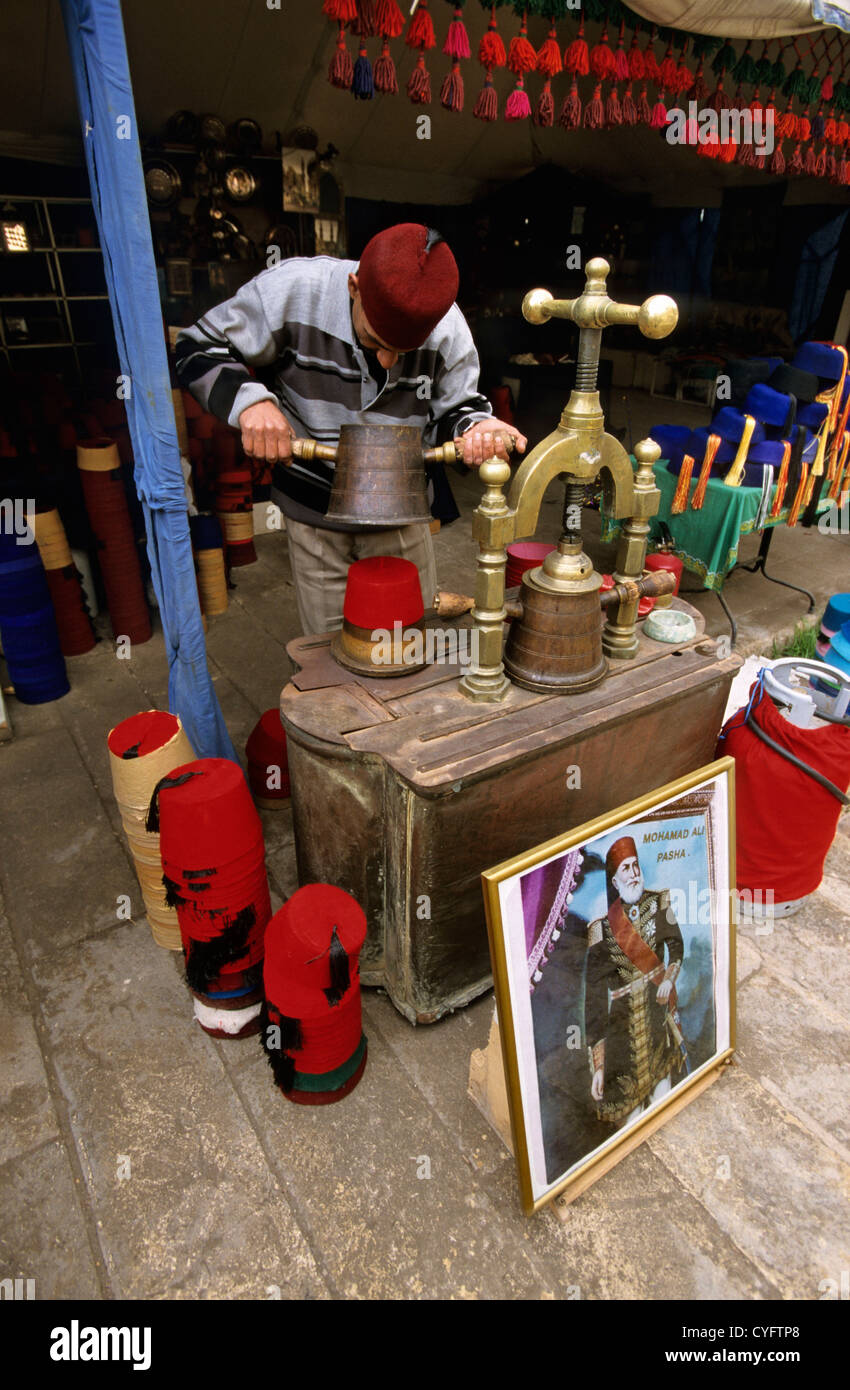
[405, 0, 435, 50]
[505, 75, 532, 121]
[584, 82, 605, 129]
[374, 38, 398, 93]
[407, 52, 431, 102]
[440, 60, 464, 112]
[564, 19, 589, 77]
[329, 22, 354, 89]
[478, 6, 505, 68]
[473, 70, 498, 121]
[352, 42, 374, 98]
[537, 24, 562, 77]
[443, 5, 470, 60]
[559, 77, 582, 128]
[535, 77, 555, 127]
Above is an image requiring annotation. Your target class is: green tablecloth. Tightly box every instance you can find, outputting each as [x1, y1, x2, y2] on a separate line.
[602, 461, 830, 592]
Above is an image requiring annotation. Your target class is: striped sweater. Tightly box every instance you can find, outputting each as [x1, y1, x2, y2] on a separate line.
[174, 255, 493, 527]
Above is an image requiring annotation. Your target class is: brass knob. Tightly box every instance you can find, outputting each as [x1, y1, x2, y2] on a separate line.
[522, 258, 678, 341]
[479, 458, 511, 487]
[637, 295, 679, 340]
[634, 438, 662, 466]
[522, 288, 556, 325]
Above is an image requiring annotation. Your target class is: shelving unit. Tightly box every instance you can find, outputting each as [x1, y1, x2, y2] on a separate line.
[0, 196, 112, 376]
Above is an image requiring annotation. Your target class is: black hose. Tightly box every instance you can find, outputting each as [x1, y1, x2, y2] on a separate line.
[745, 711, 850, 806]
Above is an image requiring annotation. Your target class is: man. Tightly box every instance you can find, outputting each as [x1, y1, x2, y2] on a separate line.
[585, 836, 686, 1128]
[175, 223, 525, 633]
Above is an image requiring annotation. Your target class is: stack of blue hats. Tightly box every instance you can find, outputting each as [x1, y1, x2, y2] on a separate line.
[0, 524, 70, 704]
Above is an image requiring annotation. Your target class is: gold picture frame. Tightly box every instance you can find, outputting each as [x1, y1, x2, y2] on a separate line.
[481, 758, 736, 1216]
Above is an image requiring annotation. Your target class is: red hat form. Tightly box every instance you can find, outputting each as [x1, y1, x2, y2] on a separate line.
[151, 758, 262, 866]
[606, 835, 638, 879]
[261, 884, 368, 1104]
[342, 555, 424, 630]
[356, 224, 459, 350]
[245, 708, 290, 803]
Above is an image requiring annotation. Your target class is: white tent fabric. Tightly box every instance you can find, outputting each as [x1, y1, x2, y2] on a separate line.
[627, 0, 850, 36]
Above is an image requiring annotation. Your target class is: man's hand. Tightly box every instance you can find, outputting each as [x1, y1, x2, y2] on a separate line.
[656, 978, 673, 1005]
[239, 400, 296, 464]
[456, 417, 527, 467]
[591, 1068, 604, 1102]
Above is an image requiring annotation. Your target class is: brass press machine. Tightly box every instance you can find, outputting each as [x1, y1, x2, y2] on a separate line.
[456, 256, 679, 702]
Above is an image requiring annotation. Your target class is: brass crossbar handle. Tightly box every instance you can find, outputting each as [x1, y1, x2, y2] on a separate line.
[290, 436, 516, 466]
[522, 258, 678, 341]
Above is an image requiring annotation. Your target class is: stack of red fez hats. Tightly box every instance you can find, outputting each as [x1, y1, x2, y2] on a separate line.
[150, 758, 271, 1038]
[76, 439, 151, 645]
[331, 555, 425, 676]
[0, 524, 70, 704]
[216, 464, 256, 567]
[261, 884, 368, 1104]
[30, 505, 96, 656]
[245, 708, 290, 807]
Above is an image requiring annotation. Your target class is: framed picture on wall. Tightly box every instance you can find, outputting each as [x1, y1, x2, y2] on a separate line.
[481, 758, 736, 1215]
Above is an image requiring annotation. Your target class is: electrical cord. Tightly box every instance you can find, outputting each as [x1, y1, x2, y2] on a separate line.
[744, 711, 850, 807]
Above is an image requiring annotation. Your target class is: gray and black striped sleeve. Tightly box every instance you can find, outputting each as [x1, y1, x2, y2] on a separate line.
[174, 276, 282, 427]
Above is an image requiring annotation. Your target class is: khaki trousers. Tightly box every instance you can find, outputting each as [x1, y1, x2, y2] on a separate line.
[284, 518, 437, 635]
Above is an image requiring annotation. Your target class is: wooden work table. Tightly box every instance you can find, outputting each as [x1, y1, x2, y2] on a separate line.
[280, 600, 741, 1024]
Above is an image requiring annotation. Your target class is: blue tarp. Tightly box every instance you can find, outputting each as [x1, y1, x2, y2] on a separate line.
[789, 209, 849, 344]
[59, 0, 236, 762]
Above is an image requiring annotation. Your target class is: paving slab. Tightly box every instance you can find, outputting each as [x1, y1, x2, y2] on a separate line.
[0, 914, 59, 1166]
[32, 924, 330, 1300]
[0, 1138, 104, 1300]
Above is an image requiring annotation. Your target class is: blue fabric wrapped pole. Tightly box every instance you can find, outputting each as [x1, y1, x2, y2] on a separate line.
[59, 0, 236, 762]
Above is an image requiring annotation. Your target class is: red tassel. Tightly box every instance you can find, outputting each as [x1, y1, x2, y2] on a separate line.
[839, 153, 848, 183]
[692, 58, 708, 103]
[698, 135, 718, 160]
[559, 78, 582, 129]
[637, 86, 652, 124]
[675, 39, 693, 94]
[329, 23, 354, 89]
[797, 113, 811, 142]
[354, 0, 378, 37]
[443, 6, 470, 60]
[650, 93, 668, 129]
[659, 44, 677, 89]
[590, 26, 615, 79]
[508, 13, 537, 76]
[440, 60, 464, 112]
[709, 76, 729, 112]
[505, 76, 531, 121]
[478, 7, 505, 68]
[770, 142, 786, 175]
[643, 33, 660, 85]
[826, 148, 837, 180]
[719, 139, 738, 164]
[823, 73, 834, 101]
[374, 38, 398, 93]
[777, 104, 797, 140]
[614, 23, 629, 81]
[584, 82, 604, 129]
[628, 32, 644, 80]
[737, 139, 756, 168]
[804, 144, 817, 176]
[564, 20, 589, 77]
[537, 25, 562, 77]
[535, 78, 554, 127]
[374, 0, 403, 38]
[605, 83, 622, 126]
[622, 84, 638, 125]
[405, 0, 435, 50]
[839, 119, 850, 144]
[473, 71, 498, 121]
[323, 0, 358, 20]
[815, 145, 828, 177]
[825, 117, 838, 142]
[789, 142, 804, 175]
[407, 52, 431, 102]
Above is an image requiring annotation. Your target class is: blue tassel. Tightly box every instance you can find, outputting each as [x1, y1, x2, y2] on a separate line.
[813, 114, 825, 140]
[353, 46, 374, 100]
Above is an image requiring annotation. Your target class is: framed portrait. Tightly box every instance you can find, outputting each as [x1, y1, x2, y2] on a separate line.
[481, 758, 736, 1215]
[282, 148, 320, 216]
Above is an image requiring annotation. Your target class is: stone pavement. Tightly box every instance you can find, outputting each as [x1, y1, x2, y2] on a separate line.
[1, 401, 849, 1300]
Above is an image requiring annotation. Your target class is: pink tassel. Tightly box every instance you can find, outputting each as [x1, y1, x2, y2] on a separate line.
[605, 83, 622, 125]
[374, 38, 398, 93]
[505, 77, 532, 121]
[328, 22, 354, 89]
[407, 52, 431, 103]
[583, 82, 604, 129]
[443, 6, 470, 60]
[815, 145, 828, 177]
[789, 143, 804, 175]
[771, 143, 786, 175]
[637, 86, 652, 124]
[804, 144, 817, 176]
[535, 78, 554, 127]
[622, 84, 638, 125]
[559, 78, 581, 129]
[473, 72, 498, 122]
[737, 140, 756, 167]
[440, 60, 464, 112]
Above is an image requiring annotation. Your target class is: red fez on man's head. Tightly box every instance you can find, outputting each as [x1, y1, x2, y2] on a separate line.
[606, 836, 638, 879]
[357, 224, 459, 350]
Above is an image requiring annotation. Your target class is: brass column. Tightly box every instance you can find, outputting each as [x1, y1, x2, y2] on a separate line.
[602, 438, 663, 658]
[458, 459, 513, 702]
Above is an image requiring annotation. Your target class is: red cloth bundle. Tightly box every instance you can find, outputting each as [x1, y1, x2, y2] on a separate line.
[76, 439, 151, 645]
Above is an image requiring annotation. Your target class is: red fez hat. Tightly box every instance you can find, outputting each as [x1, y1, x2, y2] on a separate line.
[246, 708, 290, 801]
[606, 836, 638, 878]
[151, 758, 262, 866]
[342, 555, 424, 630]
[357, 224, 459, 350]
[265, 884, 367, 998]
